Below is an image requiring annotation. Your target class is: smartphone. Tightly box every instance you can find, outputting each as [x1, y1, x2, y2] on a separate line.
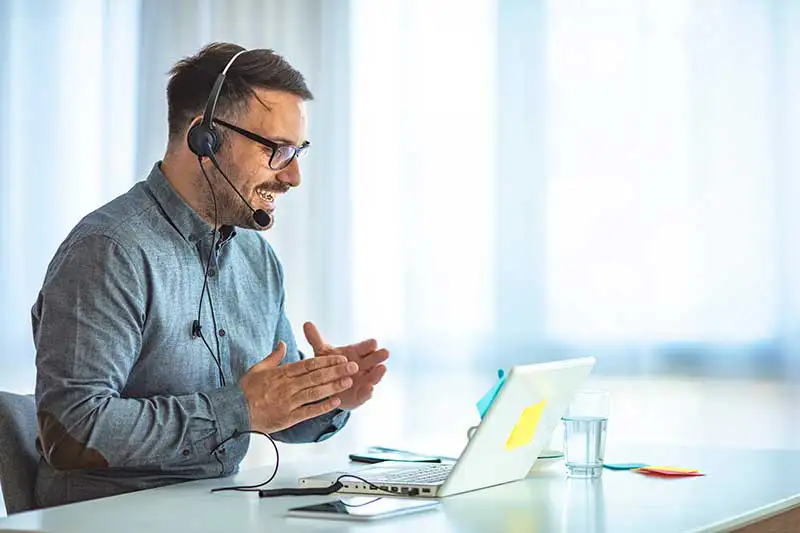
[349, 446, 443, 464]
[287, 497, 440, 521]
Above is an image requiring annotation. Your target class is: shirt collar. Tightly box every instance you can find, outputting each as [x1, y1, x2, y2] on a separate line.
[145, 161, 237, 245]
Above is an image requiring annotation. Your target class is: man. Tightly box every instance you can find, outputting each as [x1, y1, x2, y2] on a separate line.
[30, 42, 388, 508]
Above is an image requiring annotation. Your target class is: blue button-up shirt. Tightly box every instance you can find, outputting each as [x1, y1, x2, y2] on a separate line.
[31, 162, 348, 508]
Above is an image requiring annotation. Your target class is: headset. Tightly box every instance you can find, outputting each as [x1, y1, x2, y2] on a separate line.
[186, 48, 272, 228]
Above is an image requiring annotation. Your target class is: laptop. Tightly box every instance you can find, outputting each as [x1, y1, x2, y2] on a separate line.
[299, 356, 596, 498]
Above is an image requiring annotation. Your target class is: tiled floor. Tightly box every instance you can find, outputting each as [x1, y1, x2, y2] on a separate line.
[3, 372, 799, 518]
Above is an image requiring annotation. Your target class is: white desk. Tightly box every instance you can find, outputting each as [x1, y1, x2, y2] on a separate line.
[1, 445, 799, 533]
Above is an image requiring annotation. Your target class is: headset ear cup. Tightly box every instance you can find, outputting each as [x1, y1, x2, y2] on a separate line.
[187, 123, 221, 157]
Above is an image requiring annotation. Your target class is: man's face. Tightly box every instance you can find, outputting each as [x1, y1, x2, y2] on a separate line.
[210, 88, 308, 230]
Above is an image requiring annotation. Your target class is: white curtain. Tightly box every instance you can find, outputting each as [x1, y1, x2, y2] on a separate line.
[347, 0, 800, 375]
[2, 0, 800, 395]
[543, 0, 794, 344]
[348, 0, 499, 368]
[537, 0, 800, 375]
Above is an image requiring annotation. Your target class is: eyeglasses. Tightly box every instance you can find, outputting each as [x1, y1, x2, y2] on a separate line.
[213, 118, 310, 171]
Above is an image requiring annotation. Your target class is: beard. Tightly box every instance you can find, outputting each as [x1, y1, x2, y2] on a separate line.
[196, 156, 257, 229]
[197, 156, 289, 231]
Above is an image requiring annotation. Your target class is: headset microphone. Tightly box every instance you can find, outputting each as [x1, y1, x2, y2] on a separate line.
[252, 209, 272, 228]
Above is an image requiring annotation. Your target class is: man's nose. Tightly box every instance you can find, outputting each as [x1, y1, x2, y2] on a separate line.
[276, 158, 301, 188]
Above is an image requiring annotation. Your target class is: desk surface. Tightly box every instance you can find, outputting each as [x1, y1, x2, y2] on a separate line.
[1, 445, 799, 533]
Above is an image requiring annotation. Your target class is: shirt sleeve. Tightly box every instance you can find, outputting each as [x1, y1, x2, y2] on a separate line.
[32, 234, 250, 470]
[265, 247, 351, 443]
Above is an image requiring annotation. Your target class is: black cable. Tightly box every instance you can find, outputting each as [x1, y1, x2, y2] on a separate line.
[206, 431, 419, 500]
[196, 156, 226, 387]
[206, 286, 224, 385]
[197, 329, 224, 386]
[339, 496, 383, 508]
[210, 430, 280, 493]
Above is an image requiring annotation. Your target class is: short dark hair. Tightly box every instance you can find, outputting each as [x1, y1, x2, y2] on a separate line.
[166, 42, 313, 140]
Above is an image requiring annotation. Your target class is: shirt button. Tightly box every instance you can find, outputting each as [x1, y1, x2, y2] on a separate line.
[218, 329, 226, 337]
[207, 268, 216, 277]
[218, 447, 226, 455]
[182, 449, 190, 457]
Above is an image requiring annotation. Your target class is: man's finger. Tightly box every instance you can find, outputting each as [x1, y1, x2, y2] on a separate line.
[291, 361, 359, 392]
[346, 338, 378, 356]
[357, 384, 374, 405]
[363, 364, 387, 386]
[283, 354, 349, 377]
[291, 376, 354, 408]
[252, 341, 286, 370]
[290, 396, 342, 425]
[303, 321, 332, 353]
[358, 349, 389, 370]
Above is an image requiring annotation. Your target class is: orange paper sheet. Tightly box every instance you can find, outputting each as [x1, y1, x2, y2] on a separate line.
[634, 465, 705, 477]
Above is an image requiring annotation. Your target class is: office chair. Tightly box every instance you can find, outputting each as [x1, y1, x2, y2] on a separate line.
[0, 392, 38, 514]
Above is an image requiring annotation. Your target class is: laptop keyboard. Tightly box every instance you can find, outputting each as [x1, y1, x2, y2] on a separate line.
[379, 464, 453, 484]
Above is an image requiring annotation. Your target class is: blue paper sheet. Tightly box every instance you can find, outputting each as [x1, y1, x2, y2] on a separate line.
[476, 369, 506, 418]
[603, 463, 649, 470]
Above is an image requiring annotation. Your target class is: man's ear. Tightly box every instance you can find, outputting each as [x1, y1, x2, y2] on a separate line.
[186, 115, 204, 139]
[187, 115, 219, 157]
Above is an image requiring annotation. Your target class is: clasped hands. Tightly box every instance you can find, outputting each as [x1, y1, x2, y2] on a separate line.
[239, 322, 388, 434]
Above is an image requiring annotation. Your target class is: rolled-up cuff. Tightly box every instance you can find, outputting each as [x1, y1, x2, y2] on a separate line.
[205, 385, 251, 440]
[315, 408, 351, 442]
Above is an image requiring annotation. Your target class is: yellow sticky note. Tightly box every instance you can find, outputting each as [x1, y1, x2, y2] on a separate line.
[642, 466, 697, 473]
[505, 399, 547, 450]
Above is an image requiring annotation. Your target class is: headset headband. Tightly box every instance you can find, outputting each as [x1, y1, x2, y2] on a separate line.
[202, 49, 250, 129]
